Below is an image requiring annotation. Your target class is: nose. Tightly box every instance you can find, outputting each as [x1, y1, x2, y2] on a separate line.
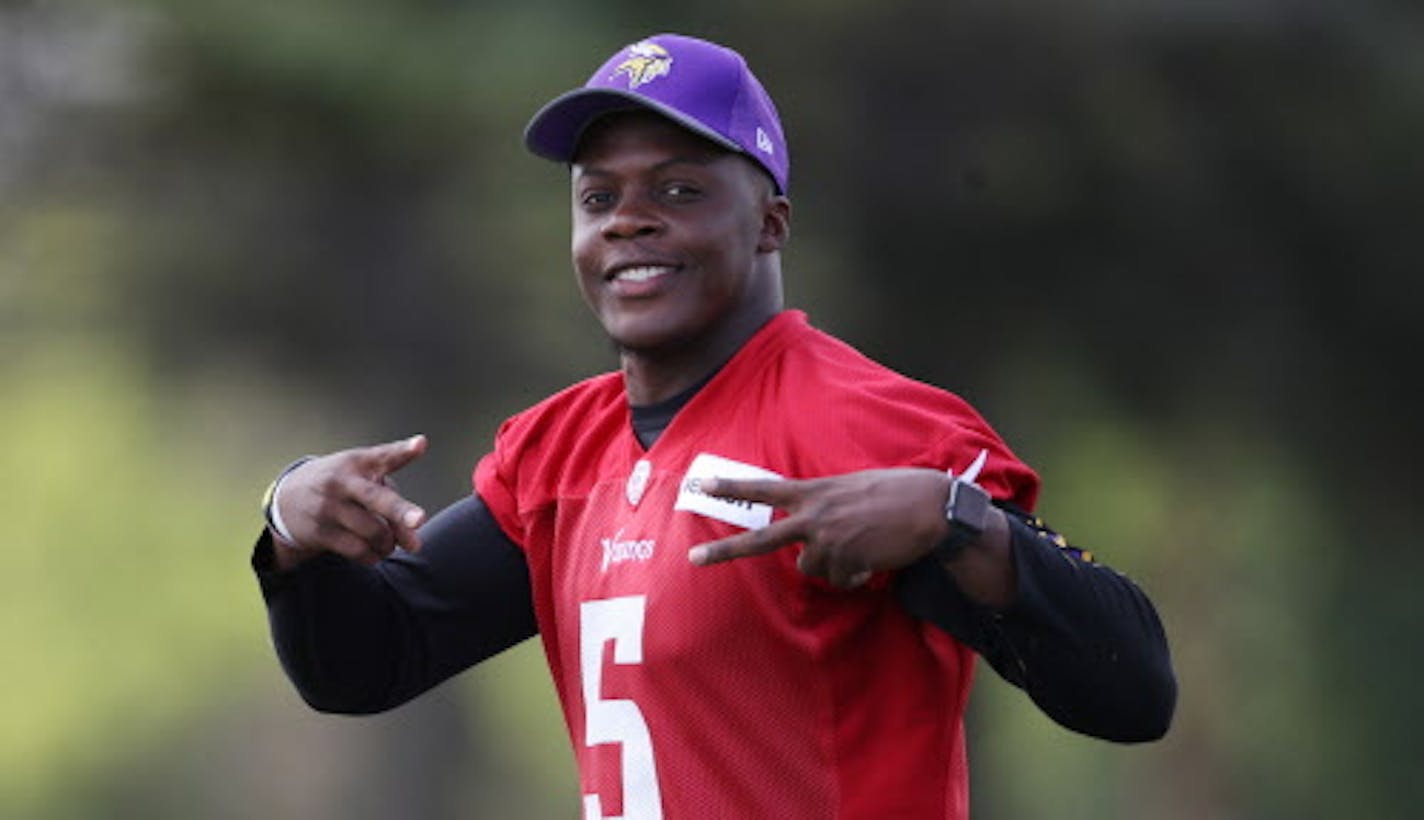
[602, 194, 663, 240]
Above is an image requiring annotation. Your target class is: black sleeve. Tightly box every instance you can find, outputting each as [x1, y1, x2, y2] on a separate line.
[253, 494, 537, 715]
[895, 505, 1177, 743]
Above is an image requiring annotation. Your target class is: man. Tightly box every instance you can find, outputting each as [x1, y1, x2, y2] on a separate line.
[255, 33, 1174, 819]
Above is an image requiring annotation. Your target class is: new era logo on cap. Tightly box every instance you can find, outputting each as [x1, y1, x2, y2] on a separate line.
[756, 127, 774, 155]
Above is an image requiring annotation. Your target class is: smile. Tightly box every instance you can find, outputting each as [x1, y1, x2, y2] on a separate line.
[609, 265, 678, 283]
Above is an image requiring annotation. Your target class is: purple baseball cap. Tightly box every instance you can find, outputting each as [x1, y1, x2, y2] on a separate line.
[524, 33, 790, 193]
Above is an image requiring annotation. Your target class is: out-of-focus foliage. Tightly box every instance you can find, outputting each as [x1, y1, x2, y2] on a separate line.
[0, 342, 267, 817]
[975, 399, 1348, 818]
[3, 0, 1420, 816]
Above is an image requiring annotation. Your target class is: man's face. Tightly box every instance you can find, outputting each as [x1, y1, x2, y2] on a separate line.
[571, 111, 783, 356]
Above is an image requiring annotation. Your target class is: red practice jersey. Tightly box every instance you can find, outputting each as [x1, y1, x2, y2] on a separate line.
[474, 311, 1039, 819]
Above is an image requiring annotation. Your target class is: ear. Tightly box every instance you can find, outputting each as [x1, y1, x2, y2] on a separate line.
[757, 195, 792, 253]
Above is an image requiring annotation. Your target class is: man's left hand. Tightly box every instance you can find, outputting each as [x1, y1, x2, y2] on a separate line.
[687, 468, 953, 588]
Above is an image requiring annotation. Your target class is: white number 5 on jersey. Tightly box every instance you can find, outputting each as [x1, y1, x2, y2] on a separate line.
[580, 596, 664, 820]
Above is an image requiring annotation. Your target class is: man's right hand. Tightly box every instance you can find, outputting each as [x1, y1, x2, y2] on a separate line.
[268, 435, 430, 570]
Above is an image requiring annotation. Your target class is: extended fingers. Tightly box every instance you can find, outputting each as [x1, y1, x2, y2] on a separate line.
[355, 434, 428, 478]
[701, 476, 803, 508]
[688, 517, 804, 566]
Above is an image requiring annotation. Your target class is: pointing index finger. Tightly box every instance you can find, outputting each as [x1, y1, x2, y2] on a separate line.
[359, 434, 428, 477]
[701, 476, 801, 507]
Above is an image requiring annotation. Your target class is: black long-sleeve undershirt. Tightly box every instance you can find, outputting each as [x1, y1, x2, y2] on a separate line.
[256, 492, 1174, 740]
[255, 496, 536, 714]
[259, 381, 1172, 737]
[896, 506, 1176, 742]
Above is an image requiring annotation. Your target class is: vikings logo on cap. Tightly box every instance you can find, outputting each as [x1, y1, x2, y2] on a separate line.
[613, 41, 673, 89]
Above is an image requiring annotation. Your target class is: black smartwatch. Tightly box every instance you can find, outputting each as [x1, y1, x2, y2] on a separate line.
[933, 476, 991, 562]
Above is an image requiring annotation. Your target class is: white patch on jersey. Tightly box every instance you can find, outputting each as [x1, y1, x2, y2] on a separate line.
[626, 458, 652, 507]
[601, 529, 656, 572]
[674, 453, 783, 530]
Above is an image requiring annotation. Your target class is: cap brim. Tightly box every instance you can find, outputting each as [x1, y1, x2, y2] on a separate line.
[524, 88, 742, 164]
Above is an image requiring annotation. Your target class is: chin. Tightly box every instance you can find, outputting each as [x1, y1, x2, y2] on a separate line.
[601, 314, 698, 356]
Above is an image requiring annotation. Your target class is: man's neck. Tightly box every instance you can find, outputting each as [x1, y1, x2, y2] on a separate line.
[621, 308, 779, 405]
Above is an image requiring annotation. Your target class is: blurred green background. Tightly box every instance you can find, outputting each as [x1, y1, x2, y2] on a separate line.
[3, 0, 1419, 817]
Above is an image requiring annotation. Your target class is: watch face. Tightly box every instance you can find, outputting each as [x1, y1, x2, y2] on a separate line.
[950, 480, 991, 534]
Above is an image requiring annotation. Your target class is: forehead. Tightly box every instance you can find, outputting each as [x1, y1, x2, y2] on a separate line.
[571, 110, 735, 172]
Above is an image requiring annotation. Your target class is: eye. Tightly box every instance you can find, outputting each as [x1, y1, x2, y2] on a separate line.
[579, 189, 614, 209]
[661, 182, 703, 201]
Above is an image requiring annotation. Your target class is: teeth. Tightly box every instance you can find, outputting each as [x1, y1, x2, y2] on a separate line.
[615, 266, 673, 282]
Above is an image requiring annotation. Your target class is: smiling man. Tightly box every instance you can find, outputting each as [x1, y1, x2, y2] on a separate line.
[254, 34, 1175, 819]
[567, 109, 785, 404]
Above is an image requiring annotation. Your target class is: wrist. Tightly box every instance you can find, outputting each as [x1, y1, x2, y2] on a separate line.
[262, 456, 315, 549]
[255, 526, 317, 573]
[932, 473, 991, 563]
